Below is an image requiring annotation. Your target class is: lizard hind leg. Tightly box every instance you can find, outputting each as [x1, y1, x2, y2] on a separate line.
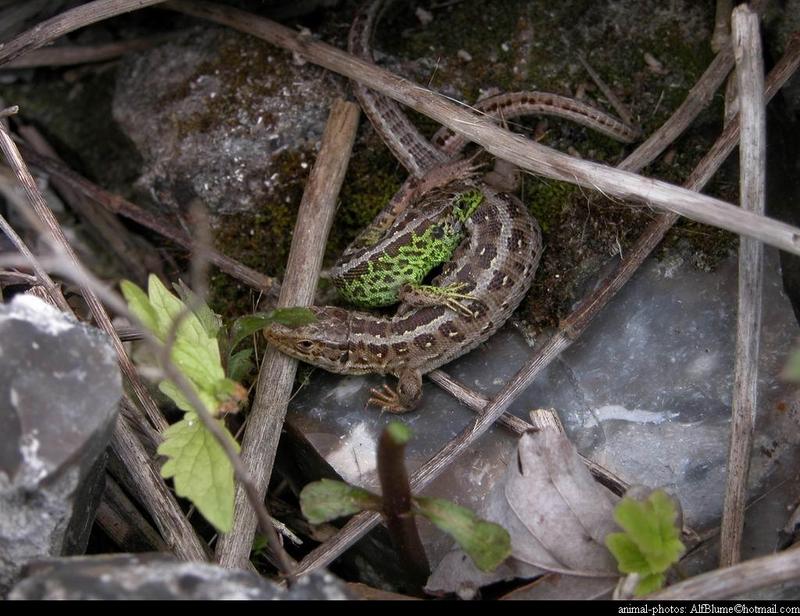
[398, 282, 483, 318]
[367, 368, 423, 413]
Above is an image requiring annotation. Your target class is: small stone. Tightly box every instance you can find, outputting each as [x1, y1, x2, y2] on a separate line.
[0, 295, 121, 595]
[415, 7, 433, 26]
[8, 554, 353, 600]
[457, 49, 473, 63]
[643, 51, 667, 74]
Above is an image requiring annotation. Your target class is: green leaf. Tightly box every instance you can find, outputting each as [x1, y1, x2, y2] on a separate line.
[636, 572, 666, 596]
[300, 479, 382, 524]
[606, 533, 649, 574]
[605, 489, 685, 594]
[229, 308, 316, 353]
[229, 312, 276, 352]
[386, 421, 412, 445]
[251, 534, 269, 555]
[271, 307, 317, 328]
[120, 280, 159, 335]
[159, 379, 219, 415]
[147, 275, 225, 387]
[414, 496, 511, 572]
[173, 279, 222, 338]
[158, 413, 238, 533]
[227, 348, 254, 382]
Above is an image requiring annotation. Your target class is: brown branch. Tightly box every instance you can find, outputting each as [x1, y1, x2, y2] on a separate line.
[649, 547, 800, 599]
[17, 123, 162, 284]
[166, 0, 800, 257]
[1, 35, 170, 69]
[96, 474, 169, 552]
[109, 408, 210, 560]
[13, 142, 275, 294]
[215, 99, 360, 570]
[291, 32, 800, 576]
[0, 210, 70, 313]
[0, 111, 168, 433]
[428, 370, 628, 495]
[719, 5, 766, 568]
[377, 424, 429, 590]
[0, 0, 168, 66]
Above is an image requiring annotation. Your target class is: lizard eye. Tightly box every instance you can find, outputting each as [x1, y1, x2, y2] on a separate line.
[297, 340, 314, 351]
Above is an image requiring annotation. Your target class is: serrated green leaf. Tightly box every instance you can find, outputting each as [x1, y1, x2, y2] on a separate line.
[608, 489, 685, 579]
[230, 312, 276, 352]
[647, 491, 686, 571]
[228, 348, 254, 382]
[159, 379, 218, 414]
[173, 279, 222, 338]
[147, 275, 225, 387]
[158, 413, 238, 533]
[414, 496, 511, 572]
[605, 533, 649, 574]
[120, 280, 160, 335]
[635, 572, 666, 596]
[299, 479, 382, 524]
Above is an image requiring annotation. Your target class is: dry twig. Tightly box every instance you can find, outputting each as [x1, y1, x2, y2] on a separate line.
[166, 0, 800, 257]
[215, 99, 360, 570]
[0, 110, 168, 433]
[14, 143, 276, 294]
[0, 0, 168, 65]
[650, 547, 800, 599]
[96, 474, 169, 552]
[0, 115, 211, 560]
[1, 35, 170, 69]
[719, 5, 766, 568]
[291, 32, 800, 576]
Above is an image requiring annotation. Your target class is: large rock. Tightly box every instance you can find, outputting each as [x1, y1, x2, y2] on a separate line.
[8, 553, 352, 600]
[0, 295, 121, 595]
[112, 26, 346, 216]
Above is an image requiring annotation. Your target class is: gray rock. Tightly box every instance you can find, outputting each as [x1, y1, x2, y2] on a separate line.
[0, 295, 121, 596]
[8, 553, 353, 600]
[286, 247, 800, 572]
[112, 26, 346, 216]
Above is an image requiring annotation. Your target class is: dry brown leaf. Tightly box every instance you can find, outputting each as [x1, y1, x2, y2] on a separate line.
[427, 427, 620, 596]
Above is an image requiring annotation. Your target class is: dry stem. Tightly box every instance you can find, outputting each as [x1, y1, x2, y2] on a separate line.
[0, 0, 168, 65]
[719, 5, 766, 568]
[166, 0, 800, 257]
[215, 99, 360, 570]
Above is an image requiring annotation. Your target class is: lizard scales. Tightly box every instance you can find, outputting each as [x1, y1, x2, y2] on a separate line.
[264, 0, 635, 411]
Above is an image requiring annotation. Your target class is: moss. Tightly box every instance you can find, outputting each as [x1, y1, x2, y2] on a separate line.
[523, 178, 577, 233]
[209, 148, 308, 317]
[212, 0, 729, 331]
[167, 30, 288, 141]
[328, 130, 405, 261]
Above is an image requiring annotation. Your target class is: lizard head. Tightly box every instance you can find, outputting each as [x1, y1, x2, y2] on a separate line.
[263, 306, 351, 373]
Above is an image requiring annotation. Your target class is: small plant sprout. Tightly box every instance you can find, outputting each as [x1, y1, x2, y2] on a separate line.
[300, 422, 511, 591]
[122, 274, 315, 533]
[605, 488, 686, 596]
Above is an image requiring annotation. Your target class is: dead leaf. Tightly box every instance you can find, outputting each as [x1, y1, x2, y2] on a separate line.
[427, 426, 621, 595]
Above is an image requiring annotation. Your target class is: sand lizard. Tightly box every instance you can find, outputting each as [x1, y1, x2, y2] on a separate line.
[264, 0, 638, 412]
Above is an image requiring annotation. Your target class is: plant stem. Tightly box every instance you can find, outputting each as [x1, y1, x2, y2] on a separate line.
[377, 423, 430, 590]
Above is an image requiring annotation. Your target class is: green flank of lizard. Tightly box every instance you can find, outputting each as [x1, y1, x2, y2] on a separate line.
[336, 189, 484, 308]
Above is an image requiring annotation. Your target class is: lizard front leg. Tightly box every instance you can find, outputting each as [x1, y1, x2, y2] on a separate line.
[367, 366, 423, 413]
